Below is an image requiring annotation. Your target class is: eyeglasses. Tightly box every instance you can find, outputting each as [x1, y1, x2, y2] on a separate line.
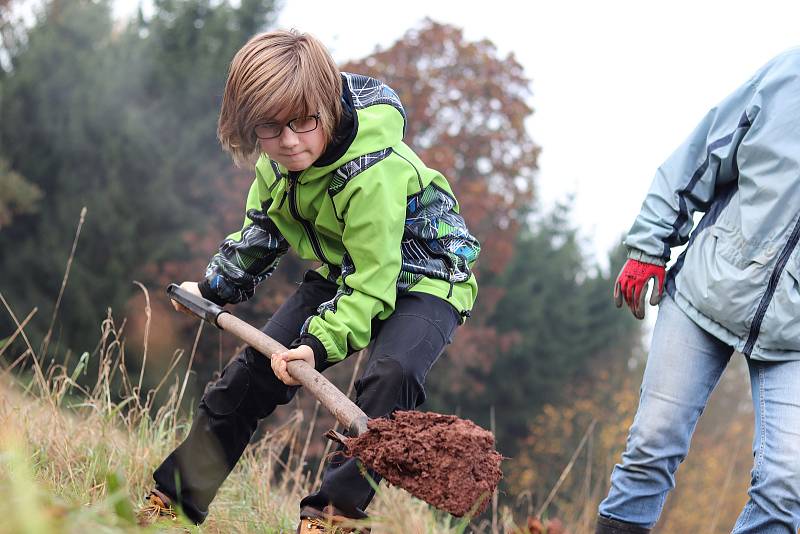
[254, 113, 321, 140]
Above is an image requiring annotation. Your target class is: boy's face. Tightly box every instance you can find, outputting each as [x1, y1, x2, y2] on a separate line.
[258, 113, 327, 172]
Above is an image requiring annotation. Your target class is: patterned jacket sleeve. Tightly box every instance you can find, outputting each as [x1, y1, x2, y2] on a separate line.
[198, 172, 289, 305]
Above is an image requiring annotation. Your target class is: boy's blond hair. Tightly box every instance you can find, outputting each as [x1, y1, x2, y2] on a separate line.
[218, 29, 343, 165]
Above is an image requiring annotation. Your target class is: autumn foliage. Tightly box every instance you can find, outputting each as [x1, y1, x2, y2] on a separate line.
[343, 20, 538, 274]
[342, 20, 539, 386]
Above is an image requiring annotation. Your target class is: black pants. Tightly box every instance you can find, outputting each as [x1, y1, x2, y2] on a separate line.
[153, 270, 460, 524]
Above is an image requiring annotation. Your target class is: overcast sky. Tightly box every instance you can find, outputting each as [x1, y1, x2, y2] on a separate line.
[114, 0, 800, 269]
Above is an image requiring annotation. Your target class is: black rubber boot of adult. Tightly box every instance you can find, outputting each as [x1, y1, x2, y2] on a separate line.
[596, 515, 651, 534]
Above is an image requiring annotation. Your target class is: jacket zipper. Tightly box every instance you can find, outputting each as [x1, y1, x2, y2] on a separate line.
[743, 213, 800, 355]
[286, 171, 333, 266]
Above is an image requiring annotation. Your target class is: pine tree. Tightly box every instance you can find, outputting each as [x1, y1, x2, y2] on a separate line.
[0, 0, 277, 359]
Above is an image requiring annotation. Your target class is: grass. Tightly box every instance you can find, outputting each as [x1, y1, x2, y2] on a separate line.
[0, 208, 577, 533]
[0, 305, 522, 533]
[0, 291, 559, 534]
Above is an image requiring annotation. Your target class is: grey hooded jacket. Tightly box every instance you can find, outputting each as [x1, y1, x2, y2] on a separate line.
[625, 48, 800, 361]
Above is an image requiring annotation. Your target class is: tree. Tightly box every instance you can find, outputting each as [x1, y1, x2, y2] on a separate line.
[0, 0, 278, 363]
[344, 19, 538, 273]
[443, 204, 641, 454]
[338, 22, 646, 468]
[341, 19, 540, 392]
[0, 158, 42, 229]
[512, 352, 643, 528]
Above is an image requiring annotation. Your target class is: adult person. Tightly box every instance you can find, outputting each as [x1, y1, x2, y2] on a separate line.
[598, 48, 800, 534]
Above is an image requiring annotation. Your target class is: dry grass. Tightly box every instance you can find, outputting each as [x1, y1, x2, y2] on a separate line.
[0, 208, 573, 533]
[0, 303, 507, 533]
[0, 289, 547, 534]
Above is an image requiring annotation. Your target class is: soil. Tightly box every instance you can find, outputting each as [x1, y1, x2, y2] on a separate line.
[344, 410, 503, 517]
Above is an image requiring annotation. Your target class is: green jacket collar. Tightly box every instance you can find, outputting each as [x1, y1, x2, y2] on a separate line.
[296, 73, 406, 183]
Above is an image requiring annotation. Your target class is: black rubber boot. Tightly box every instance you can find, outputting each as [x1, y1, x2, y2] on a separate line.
[596, 515, 651, 533]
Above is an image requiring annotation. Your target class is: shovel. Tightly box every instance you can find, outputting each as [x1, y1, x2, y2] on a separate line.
[167, 283, 502, 517]
[167, 283, 368, 437]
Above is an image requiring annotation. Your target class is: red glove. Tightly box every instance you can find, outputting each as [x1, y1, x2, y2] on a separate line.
[613, 258, 665, 320]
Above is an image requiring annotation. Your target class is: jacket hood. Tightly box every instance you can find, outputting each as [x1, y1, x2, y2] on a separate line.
[304, 73, 407, 181]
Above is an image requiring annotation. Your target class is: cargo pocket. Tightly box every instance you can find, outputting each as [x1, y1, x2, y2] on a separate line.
[203, 359, 251, 417]
[757, 259, 800, 352]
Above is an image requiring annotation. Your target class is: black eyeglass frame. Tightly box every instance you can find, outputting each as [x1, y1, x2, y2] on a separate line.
[254, 112, 321, 140]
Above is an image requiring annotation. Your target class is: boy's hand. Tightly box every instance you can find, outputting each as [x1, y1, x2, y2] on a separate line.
[170, 281, 202, 316]
[271, 345, 314, 386]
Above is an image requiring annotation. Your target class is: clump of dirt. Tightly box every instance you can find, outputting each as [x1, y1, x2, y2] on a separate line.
[344, 411, 503, 517]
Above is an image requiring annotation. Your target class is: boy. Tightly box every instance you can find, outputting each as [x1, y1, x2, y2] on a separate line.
[139, 29, 480, 532]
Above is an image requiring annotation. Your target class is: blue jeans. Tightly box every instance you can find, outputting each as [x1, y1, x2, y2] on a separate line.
[599, 295, 800, 533]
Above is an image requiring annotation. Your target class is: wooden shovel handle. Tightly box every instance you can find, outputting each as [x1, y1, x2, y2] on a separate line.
[167, 284, 368, 436]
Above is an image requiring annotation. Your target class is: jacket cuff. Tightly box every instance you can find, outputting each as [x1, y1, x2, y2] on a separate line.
[292, 333, 328, 370]
[627, 248, 667, 266]
[198, 278, 228, 306]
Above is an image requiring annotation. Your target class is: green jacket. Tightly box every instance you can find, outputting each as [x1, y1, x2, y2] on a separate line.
[199, 73, 480, 365]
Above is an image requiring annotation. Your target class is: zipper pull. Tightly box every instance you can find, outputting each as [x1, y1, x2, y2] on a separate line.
[287, 171, 300, 192]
